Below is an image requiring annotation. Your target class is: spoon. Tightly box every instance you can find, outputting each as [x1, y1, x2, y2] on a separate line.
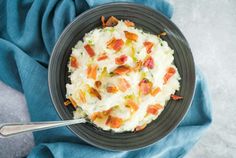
[0, 118, 86, 138]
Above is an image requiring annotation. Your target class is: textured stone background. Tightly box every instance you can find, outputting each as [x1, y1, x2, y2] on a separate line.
[1, 0, 236, 157]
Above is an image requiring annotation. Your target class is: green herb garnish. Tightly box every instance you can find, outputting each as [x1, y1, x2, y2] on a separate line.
[88, 40, 94, 45]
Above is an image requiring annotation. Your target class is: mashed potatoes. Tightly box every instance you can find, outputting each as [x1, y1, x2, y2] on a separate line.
[66, 18, 180, 132]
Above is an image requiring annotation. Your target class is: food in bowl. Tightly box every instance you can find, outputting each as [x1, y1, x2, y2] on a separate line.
[65, 16, 182, 133]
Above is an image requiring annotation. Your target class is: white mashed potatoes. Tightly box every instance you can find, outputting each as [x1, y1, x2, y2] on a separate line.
[66, 18, 180, 132]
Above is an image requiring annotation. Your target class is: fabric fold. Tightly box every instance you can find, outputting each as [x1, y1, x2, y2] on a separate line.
[0, 0, 212, 157]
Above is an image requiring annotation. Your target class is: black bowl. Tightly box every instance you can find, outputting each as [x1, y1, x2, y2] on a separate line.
[48, 2, 195, 151]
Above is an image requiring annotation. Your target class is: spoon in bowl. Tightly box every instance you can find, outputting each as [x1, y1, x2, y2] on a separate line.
[0, 118, 86, 138]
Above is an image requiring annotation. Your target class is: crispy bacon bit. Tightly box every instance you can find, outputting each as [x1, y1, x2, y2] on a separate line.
[105, 16, 119, 27]
[89, 87, 102, 100]
[106, 115, 123, 128]
[124, 20, 135, 27]
[171, 94, 183, 100]
[135, 124, 147, 131]
[147, 104, 163, 115]
[90, 112, 103, 121]
[105, 115, 111, 125]
[101, 16, 106, 27]
[87, 64, 98, 80]
[143, 41, 154, 53]
[64, 100, 71, 106]
[91, 108, 112, 121]
[124, 31, 138, 41]
[103, 108, 113, 115]
[68, 96, 77, 108]
[151, 87, 161, 96]
[163, 67, 176, 84]
[106, 85, 118, 93]
[117, 78, 130, 92]
[115, 55, 128, 65]
[143, 56, 154, 69]
[107, 38, 115, 47]
[70, 56, 79, 68]
[79, 90, 86, 103]
[113, 65, 132, 75]
[97, 53, 108, 61]
[133, 60, 143, 71]
[107, 38, 124, 51]
[125, 99, 139, 112]
[157, 31, 167, 37]
[139, 78, 153, 95]
[84, 44, 95, 57]
[112, 39, 124, 51]
[95, 80, 102, 88]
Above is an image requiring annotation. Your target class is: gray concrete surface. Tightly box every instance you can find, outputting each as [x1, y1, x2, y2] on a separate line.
[171, 0, 236, 157]
[0, 0, 236, 157]
[0, 82, 34, 157]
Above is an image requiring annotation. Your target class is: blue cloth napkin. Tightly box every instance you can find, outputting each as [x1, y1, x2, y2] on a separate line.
[0, 0, 212, 157]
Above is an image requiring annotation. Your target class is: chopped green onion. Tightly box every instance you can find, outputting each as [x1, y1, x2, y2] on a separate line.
[88, 40, 94, 45]
[124, 94, 135, 100]
[72, 48, 76, 52]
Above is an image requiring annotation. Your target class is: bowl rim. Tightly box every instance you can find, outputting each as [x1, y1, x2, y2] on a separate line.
[48, 2, 196, 151]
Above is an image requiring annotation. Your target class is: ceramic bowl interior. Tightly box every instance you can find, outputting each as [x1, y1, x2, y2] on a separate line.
[49, 3, 195, 151]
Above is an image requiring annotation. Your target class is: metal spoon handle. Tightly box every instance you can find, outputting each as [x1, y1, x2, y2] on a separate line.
[0, 119, 86, 138]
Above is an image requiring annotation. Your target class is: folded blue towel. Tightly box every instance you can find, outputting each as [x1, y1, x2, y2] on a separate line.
[0, 0, 212, 157]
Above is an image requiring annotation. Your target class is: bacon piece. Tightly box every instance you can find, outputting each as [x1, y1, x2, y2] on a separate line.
[124, 31, 138, 41]
[84, 44, 95, 57]
[125, 99, 139, 112]
[79, 90, 86, 103]
[115, 55, 128, 65]
[90, 108, 112, 121]
[70, 56, 79, 68]
[87, 64, 98, 80]
[94, 80, 102, 88]
[90, 112, 104, 121]
[163, 67, 176, 84]
[139, 78, 153, 95]
[133, 60, 143, 71]
[143, 56, 154, 69]
[107, 38, 115, 48]
[106, 85, 118, 93]
[103, 108, 113, 115]
[112, 39, 124, 51]
[124, 20, 135, 27]
[171, 94, 183, 100]
[143, 41, 154, 53]
[107, 38, 124, 51]
[147, 104, 163, 115]
[135, 124, 147, 131]
[105, 16, 119, 27]
[101, 16, 106, 27]
[64, 100, 71, 106]
[157, 32, 167, 37]
[151, 87, 161, 96]
[89, 87, 101, 100]
[106, 115, 123, 128]
[117, 78, 130, 92]
[68, 96, 77, 108]
[97, 53, 108, 61]
[113, 65, 132, 75]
